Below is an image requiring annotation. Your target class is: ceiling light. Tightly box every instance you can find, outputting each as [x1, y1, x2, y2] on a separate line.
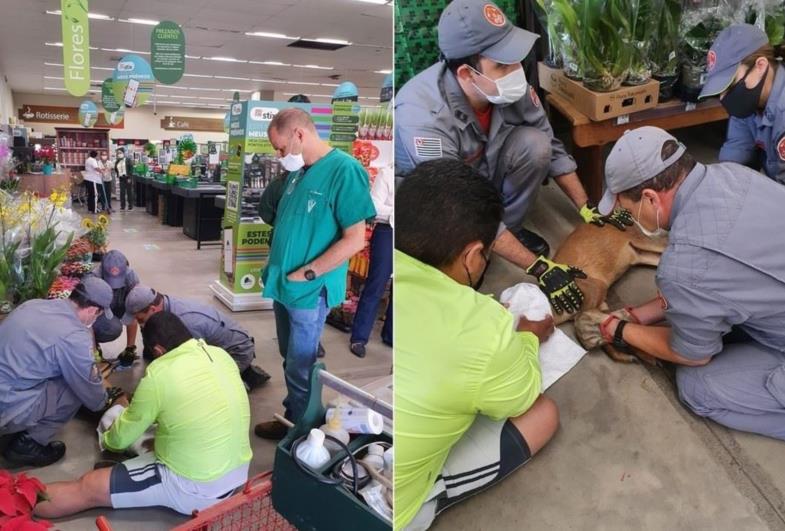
[102, 48, 150, 56]
[92, 66, 115, 71]
[215, 75, 250, 81]
[171, 95, 198, 99]
[43, 87, 68, 91]
[44, 76, 64, 80]
[252, 78, 283, 83]
[204, 57, 247, 63]
[157, 100, 181, 104]
[309, 38, 352, 45]
[45, 42, 63, 47]
[244, 32, 299, 40]
[292, 64, 334, 70]
[287, 81, 320, 86]
[188, 87, 222, 91]
[353, 0, 390, 4]
[185, 55, 201, 59]
[374, 69, 392, 74]
[320, 83, 340, 87]
[183, 73, 212, 78]
[46, 10, 114, 20]
[119, 18, 160, 26]
[157, 84, 189, 90]
[225, 89, 253, 93]
[198, 96, 225, 101]
[249, 61, 291, 67]
[44, 62, 63, 67]
[282, 92, 332, 98]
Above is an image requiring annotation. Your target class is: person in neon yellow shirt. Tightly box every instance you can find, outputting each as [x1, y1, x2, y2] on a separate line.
[394, 159, 560, 530]
[35, 311, 252, 519]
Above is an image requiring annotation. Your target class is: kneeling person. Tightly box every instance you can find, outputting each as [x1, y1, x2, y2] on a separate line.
[124, 285, 270, 390]
[34, 312, 252, 518]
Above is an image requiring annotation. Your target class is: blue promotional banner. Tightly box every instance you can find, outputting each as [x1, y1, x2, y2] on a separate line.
[78, 100, 98, 128]
[112, 54, 155, 107]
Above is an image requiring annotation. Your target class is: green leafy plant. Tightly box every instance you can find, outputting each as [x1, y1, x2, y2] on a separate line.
[625, 0, 662, 85]
[651, 0, 682, 78]
[551, 0, 585, 79]
[176, 138, 197, 164]
[579, 0, 633, 91]
[143, 142, 157, 158]
[17, 227, 72, 302]
[680, 8, 726, 93]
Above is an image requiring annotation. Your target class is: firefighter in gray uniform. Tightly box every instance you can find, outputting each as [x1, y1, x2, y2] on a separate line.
[576, 126, 785, 441]
[0, 277, 124, 466]
[123, 285, 271, 390]
[395, 0, 633, 314]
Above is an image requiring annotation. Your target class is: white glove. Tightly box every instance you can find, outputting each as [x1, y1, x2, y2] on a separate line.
[97, 404, 126, 451]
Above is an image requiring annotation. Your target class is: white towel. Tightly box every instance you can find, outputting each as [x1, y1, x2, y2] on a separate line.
[499, 283, 587, 391]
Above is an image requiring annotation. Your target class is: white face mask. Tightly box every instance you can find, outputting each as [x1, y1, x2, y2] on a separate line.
[471, 66, 528, 105]
[280, 133, 305, 172]
[117, 153, 124, 159]
[634, 198, 668, 238]
[101, 156, 108, 161]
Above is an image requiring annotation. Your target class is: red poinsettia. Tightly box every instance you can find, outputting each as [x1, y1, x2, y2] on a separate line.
[0, 470, 52, 530]
[36, 146, 56, 165]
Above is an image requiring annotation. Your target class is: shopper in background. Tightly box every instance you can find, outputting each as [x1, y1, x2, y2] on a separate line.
[83, 150, 102, 214]
[349, 166, 394, 358]
[395, 0, 635, 315]
[254, 108, 376, 440]
[98, 151, 113, 214]
[331, 81, 359, 103]
[115, 147, 134, 211]
[699, 24, 785, 184]
[394, 159, 558, 530]
[122, 285, 271, 391]
[90, 250, 141, 363]
[34, 311, 252, 519]
[0, 277, 124, 467]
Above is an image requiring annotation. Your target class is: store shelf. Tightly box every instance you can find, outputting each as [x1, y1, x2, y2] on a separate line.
[58, 147, 100, 151]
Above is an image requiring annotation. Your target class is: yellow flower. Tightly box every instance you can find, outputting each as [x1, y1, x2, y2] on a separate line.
[81, 218, 95, 230]
[97, 214, 110, 228]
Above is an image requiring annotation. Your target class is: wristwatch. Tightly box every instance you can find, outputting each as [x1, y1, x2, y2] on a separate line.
[612, 320, 629, 349]
[304, 269, 316, 281]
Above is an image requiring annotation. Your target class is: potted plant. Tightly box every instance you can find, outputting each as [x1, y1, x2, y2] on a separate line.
[551, 0, 585, 80]
[625, 0, 662, 85]
[650, 0, 682, 100]
[38, 146, 56, 176]
[679, 4, 729, 102]
[0, 470, 52, 530]
[144, 142, 158, 159]
[579, 0, 633, 91]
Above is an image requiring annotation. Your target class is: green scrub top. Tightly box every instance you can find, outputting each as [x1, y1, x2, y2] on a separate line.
[262, 148, 376, 309]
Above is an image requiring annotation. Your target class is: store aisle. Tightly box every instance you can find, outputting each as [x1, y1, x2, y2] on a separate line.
[23, 207, 393, 531]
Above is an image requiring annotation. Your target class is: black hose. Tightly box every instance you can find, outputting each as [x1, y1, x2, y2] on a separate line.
[291, 433, 359, 497]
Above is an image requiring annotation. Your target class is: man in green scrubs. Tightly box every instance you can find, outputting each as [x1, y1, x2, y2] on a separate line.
[254, 108, 376, 439]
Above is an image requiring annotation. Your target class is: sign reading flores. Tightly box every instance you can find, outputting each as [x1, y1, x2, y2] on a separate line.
[61, 0, 91, 96]
[151, 21, 185, 84]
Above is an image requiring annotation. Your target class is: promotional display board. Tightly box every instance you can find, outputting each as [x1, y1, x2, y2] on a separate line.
[78, 100, 97, 127]
[112, 54, 155, 108]
[102, 78, 120, 112]
[60, 0, 90, 97]
[151, 21, 185, 84]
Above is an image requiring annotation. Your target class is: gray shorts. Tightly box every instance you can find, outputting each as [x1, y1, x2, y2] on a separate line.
[405, 415, 532, 531]
[110, 453, 247, 515]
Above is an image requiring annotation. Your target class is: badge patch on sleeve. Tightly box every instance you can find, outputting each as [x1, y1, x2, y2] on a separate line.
[777, 134, 785, 162]
[414, 137, 443, 159]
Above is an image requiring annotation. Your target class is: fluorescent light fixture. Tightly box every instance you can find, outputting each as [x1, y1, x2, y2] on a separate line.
[157, 100, 181, 104]
[215, 75, 250, 81]
[309, 38, 352, 45]
[183, 73, 212, 78]
[249, 61, 291, 67]
[226, 88, 253, 93]
[374, 69, 392, 74]
[282, 92, 332, 98]
[102, 48, 150, 56]
[157, 85, 189, 90]
[360, 96, 381, 100]
[353, 0, 390, 4]
[119, 18, 160, 26]
[44, 76, 64, 80]
[171, 95, 198, 99]
[46, 10, 114, 20]
[185, 55, 201, 59]
[44, 62, 63, 66]
[292, 64, 334, 70]
[252, 78, 283, 83]
[92, 66, 115, 71]
[287, 81, 320, 86]
[198, 96, 225, 101]
[43, 87, 67, 91]
[46, 42, 98, 50]
[320, 83, 340, 87]
[244, 31, 298, 40]
[188, 87, 222, 92]
[204, 57, 247, 63]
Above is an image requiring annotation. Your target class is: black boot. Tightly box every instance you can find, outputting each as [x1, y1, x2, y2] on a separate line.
[3, 432, 66, 467]
[241, 365, 271, 391]
[510, 227, 550, 257]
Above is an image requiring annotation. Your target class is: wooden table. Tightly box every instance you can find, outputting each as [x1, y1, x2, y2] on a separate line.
[18, 172, 72, 196]
[546, 93, 729, 203]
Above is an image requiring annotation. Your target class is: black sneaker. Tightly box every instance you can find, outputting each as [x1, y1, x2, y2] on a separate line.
[254, 420, 289, 440]
[317, 342, 326, 358]
[350, 342, 366, 358]
[241, 365, 271, 391]
[510, 227, 550, 257]
[3, 433, 66, 467]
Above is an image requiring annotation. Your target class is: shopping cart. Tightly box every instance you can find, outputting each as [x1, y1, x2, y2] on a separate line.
[95, 471, 294, 531]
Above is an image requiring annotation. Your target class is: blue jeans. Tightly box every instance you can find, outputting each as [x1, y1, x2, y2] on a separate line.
[273, 288, 329, 422]
[351, 223, 393, 346]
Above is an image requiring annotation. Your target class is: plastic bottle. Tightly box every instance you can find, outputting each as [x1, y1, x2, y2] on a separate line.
[326, 407, 384, 435]
[383, 447, 393, 481]
[295, 429, 331, 470]
[364, 443, 385, 474]
[320, 413, 350, 456]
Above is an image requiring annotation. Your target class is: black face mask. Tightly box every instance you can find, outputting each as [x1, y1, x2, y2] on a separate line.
[721, 65, 768, 119]
[464, 251, 491, 291]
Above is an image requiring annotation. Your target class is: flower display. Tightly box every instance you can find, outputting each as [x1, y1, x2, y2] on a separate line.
[0, 470, 52, 530]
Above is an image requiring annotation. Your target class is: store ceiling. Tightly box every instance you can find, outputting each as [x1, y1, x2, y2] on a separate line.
[0, 0, 393, 110]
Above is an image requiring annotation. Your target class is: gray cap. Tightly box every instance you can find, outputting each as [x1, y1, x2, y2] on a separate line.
[599, 126, 687, 215]
[699, 24, 769, 99]
[438, 0, 539, 64]
[100, 250, 129, 289]
[122, 284, 157, 325]
[77, 276, 114, 320]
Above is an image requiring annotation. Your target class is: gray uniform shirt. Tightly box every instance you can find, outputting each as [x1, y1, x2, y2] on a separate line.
[656, 162, 785, 360]
[394, 62, 577, 180]
[0, 299, 105, 426]
[164, 295, 253, 356]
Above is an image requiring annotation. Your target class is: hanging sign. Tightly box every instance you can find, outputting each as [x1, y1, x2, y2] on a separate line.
[78, 100, 98, 128]
[151, 21, 185, 84]
[61, 0, 91, 96]
[104, 107, 124, 126]
[380, 73, 393, 103]
[112, 54, 155, 107]
[102, 78, 120, 112]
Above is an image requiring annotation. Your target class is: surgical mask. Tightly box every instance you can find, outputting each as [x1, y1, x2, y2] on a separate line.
[280, 134, 305, 172]
[721, 64, 768, 119]
[101, 156, 107, 161]
[634, 199, 668, 239]
[117, 153, 124, 159]
[464, 251, 491, 291]
[471, 66, 528, 105]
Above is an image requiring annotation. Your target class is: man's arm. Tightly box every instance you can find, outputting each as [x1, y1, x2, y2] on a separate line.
[493, 228, 538, 270]
[288, 221, 367, 280]
[126, 321, 138, 349]
[553, 172, 589, 210]
[718, 117, 757, 165]
[57, 335, 107, 411]
[102, 373, 159, 452]
[617, 322, 710, 366]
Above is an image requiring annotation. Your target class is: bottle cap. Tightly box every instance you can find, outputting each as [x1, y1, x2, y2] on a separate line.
[368, 443, 383, 456]
[308, 428, 325, 446]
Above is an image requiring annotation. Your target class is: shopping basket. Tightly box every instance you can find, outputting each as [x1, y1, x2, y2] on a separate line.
[95, 471, 294, 531]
